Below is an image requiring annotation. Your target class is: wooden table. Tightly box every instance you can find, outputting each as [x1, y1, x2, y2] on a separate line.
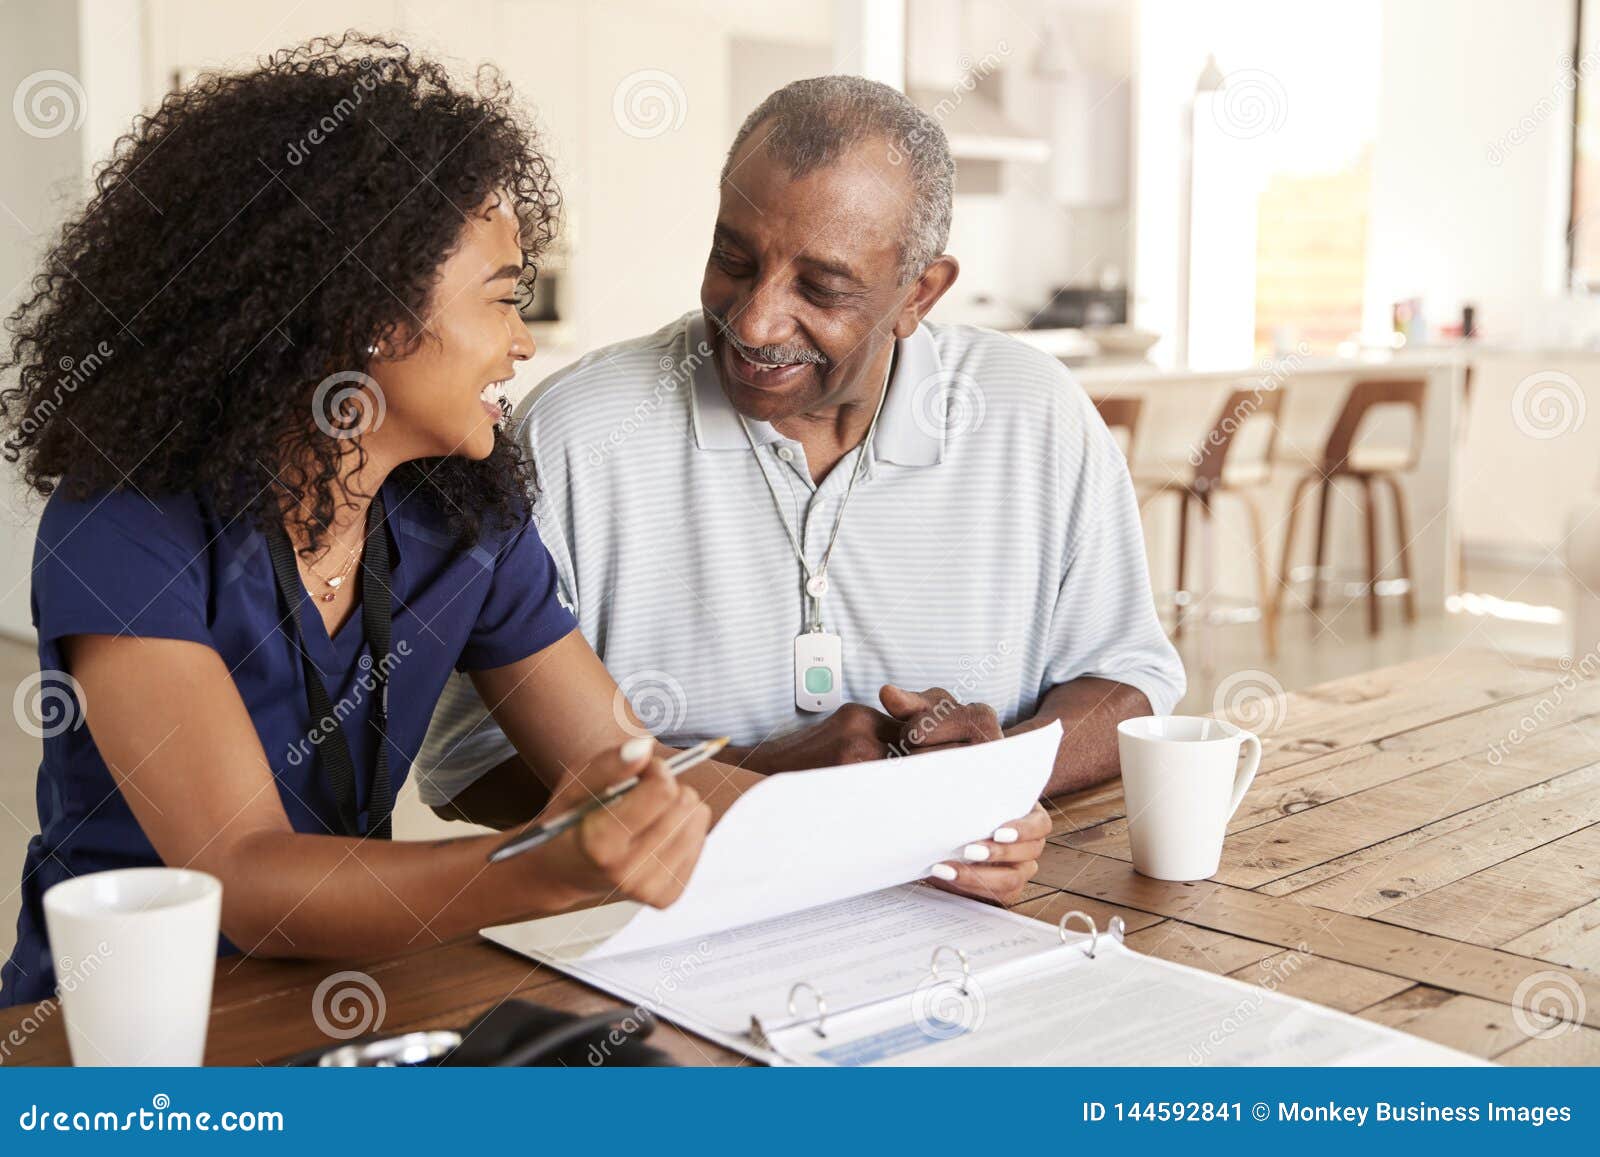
[4, 649, 1599, 1066]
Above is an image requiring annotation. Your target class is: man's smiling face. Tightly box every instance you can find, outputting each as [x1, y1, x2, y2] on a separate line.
[700, 127, 917, 425]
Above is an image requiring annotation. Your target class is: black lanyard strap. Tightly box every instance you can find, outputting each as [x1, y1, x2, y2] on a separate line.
[265, 494, 395, 840]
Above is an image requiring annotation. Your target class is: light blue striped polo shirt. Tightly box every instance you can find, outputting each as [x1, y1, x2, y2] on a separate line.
[413, 311, 1183, 804]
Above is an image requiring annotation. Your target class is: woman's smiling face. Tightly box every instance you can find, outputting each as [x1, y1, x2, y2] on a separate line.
[365, 196, 535, 463]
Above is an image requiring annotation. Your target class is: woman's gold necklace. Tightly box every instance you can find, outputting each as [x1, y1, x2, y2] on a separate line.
[302, 538, 363, 603]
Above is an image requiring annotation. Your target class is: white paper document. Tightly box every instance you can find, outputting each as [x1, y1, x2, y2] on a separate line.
[486, 883, 1484, 1066]
[482, 719, 1483, 1066]
[489, 883, 1062, 1044]
[751, 902, 1486, 1067]
[485, 722, 1061, 961]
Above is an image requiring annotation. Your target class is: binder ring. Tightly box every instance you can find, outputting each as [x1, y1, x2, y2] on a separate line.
[928, 944, 972, 995]
[1058, 909, 1100, 958]
[786, 981, 828, 1038]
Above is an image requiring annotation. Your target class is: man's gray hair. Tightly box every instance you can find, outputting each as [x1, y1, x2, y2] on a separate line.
[721, 76, 954, 284]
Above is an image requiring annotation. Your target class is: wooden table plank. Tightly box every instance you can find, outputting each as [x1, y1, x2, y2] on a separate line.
[1358, 984, 1600, 1066]
[1245, 651, 1565, 762]
[1225, 950, 1414, 1014]
[1501, 897, 1600, 969]
[1358, 986, 1535, 1058]
[1495, 1025, 1600, 1065]
[1263, 768, 1600, 908]
[6, 649, 1599, 1066]
[1049, 664, 1600, 845]
[1010, 889, 1164, 937]
[1372, 823, 1600, 948]
[1032, 844, 1600, 1030]
[1122, 922, 1283, 974]
[1061, 756, 1582, 887]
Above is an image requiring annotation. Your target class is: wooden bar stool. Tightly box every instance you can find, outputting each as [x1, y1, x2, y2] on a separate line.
[1277, 378, 1425, 635]
[1135, 384, 1284, 657]
[1091, 395, 1143, 459]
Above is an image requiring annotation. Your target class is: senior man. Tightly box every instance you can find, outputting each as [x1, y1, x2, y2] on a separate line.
[417, 76, 1184, 904]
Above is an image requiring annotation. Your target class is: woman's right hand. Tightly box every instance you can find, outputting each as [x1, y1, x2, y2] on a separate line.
[529, 736, 712, 910]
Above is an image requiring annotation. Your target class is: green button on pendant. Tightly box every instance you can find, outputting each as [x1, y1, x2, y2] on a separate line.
[804, 666, 834, 694]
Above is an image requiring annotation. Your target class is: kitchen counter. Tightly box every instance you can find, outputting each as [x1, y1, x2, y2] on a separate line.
[1071, 352, 1466, 637]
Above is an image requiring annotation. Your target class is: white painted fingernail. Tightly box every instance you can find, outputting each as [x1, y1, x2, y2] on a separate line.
[992, 827, 1018, 844]
[963, 843, 990, 862]
[928, 863, 958, 881]
[621, 736, 653, 763]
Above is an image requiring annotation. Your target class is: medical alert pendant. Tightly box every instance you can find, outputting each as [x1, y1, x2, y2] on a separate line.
[794, 632, 843, 713]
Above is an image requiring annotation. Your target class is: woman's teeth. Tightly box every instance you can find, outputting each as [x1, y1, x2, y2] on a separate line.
[480, 381, 506, 404]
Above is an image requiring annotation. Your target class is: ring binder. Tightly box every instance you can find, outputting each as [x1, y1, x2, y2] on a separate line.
[748, 981, 828, 1052]
[1056, 910, 1126, 958]
[748, 915, 1135, 1056]
[787, 982, 828, 1037]
[928, 944, 972, 995]
[497, 882, 1480, 1067]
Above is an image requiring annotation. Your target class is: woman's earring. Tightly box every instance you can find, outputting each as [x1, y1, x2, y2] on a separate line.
[364, 343, 379, 360]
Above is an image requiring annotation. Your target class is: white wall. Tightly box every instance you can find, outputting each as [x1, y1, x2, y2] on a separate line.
[1367, 0, 1600, 566]
[140, 0, 834, 366]
[1132, 0, 1382, 368]
[0, 1, 99, 641]
[1364, 0, 1579, 344]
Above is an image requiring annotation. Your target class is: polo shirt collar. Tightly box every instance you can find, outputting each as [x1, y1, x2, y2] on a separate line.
[687, 312, 944, 468]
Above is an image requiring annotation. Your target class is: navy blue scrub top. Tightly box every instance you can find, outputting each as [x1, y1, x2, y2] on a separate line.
[1, 478, 576, 1007]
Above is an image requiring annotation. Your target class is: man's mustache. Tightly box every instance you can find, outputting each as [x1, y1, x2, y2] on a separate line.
[706, 310, 829, 368]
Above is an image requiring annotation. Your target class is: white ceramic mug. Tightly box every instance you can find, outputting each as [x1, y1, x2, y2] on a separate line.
[42, 867, 222, 1066]
[1117, 716, 1261, 881]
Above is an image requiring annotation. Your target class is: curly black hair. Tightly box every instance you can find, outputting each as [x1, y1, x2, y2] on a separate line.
[0, 32, 559, 551]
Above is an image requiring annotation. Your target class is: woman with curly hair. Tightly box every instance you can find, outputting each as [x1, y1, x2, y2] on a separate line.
[0, 35, 742, 1007]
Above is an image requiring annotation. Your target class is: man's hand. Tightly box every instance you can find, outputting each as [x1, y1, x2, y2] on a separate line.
[926, 802, 1050, 906]
[880, 684, 1004, 752]
[724, 702, 900, 773]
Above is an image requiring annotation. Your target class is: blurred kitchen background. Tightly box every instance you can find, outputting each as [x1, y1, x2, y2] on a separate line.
[5, 0, 1600, 908]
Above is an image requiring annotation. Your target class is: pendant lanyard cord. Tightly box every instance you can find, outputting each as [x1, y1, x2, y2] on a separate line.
[738, 350, 894, 632]
[265, 495, 395, 839]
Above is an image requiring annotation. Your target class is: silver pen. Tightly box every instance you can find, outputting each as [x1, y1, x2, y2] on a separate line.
[486, 736, 729, 864]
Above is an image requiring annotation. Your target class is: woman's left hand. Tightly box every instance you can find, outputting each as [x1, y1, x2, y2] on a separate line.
[925, 802, 1051, 906]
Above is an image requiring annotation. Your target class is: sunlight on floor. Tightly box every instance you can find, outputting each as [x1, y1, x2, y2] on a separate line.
[1446, 591, 1565, 625]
